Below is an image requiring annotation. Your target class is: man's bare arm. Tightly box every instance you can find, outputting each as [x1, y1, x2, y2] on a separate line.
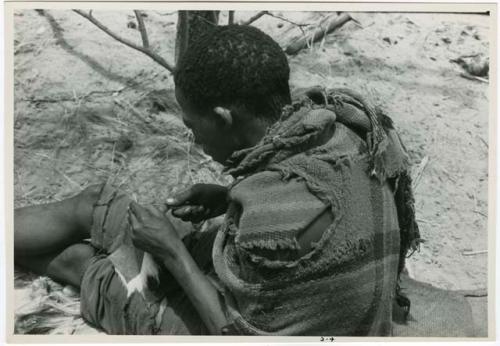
[128, 201, 229, 335]
[160, 245, 229, 335]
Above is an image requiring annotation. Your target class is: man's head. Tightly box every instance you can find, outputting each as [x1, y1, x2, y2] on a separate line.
[174, 25, 291, 163]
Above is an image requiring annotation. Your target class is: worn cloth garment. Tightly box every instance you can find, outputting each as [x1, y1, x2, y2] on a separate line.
[79, 184, 214, 334]
[212, 87, 418, 335]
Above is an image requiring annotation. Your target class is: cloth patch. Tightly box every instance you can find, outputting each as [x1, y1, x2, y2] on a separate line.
[230, 171, 328, 252]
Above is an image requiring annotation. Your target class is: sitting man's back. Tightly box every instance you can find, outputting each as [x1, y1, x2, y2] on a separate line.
[210, 87, 415, 335]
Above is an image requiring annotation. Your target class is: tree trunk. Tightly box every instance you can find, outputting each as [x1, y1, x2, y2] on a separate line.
[175, 11, 219, 65]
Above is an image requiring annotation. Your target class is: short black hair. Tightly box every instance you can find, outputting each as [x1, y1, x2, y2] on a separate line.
[174, 25, 291, 120]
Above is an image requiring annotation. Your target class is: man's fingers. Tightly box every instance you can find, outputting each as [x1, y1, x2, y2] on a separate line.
[172, 205, 206, 216]
[129, 201, 156, 223]
[145, 205, 163, 218]
[172, 206, 194, 217]
[186, 206, 205, 217]
[171, 206, 188, 217]
[128, 208, 142, 230]
[171, 205, 209, 222]
[129, 202, 144, 219]
[166, 187, 193, 206]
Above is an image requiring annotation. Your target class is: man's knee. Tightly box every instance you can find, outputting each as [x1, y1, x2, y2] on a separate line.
[73, 183, 105, 234]
[46, 243, 97, 288]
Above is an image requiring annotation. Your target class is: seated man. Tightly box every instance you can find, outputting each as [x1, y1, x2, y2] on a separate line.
[15, 25, 421, 335]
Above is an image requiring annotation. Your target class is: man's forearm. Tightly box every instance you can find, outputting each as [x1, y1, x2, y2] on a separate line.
[161, 244, 229, 335]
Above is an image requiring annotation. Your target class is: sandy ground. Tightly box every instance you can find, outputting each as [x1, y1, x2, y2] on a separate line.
[12, 10, 489, 334]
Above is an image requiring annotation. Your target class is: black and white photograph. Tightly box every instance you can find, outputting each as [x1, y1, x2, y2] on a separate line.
[4, 1, 496, 341]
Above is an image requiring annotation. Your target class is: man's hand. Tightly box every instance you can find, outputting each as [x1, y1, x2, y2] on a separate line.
[166, 184, 228, 223]
[128, 202, 183, 260]
[129, 201, 229, 335]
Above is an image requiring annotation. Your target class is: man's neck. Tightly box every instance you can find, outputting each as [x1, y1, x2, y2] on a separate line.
[236, 117, 275, 149]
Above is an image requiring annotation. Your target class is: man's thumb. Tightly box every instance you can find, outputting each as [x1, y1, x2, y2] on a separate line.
[166, 187, 195, 206]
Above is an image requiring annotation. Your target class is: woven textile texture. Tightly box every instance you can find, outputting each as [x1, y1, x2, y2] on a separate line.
[213, 87, 417, 335]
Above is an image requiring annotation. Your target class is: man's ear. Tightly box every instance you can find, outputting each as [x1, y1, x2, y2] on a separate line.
[213, 106, 233, 128]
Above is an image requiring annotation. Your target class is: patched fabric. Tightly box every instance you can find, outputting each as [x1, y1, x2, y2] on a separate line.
[213, 87, 416, 335]
[80, 184, 211, 335]
[89, 184, 163, 299]
[80, 256, 208, 335]
[295, 87, 422, 268]
[90, 184, 131, 253]
[229, 171, 328, 253]
[291, 86, 411, 181]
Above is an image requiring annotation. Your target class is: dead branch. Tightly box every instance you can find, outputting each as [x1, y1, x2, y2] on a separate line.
[265, 12, 312, 28]
[459, 72, 489, 84]
[473, 210, 487, 218]
[349, 16, 363, 28]
[454, 288, 487, 297]
[461, 249, 487, 256]
[411, 156, 429, 190]
[476, 135, 488, 149]
[439, 165, 457, 183]
[73, 9, 175, 72]
[285, 13, 354, 55]
[192, 12, 220, 27]
[113, 97, 166, 135]
[239, 11, 313, 32]
[228, 11, 235, 25]
[240, 11, 269, 26]
[134, 10, 149, 49]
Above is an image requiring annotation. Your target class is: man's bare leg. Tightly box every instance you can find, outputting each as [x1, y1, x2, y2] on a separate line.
[14, 184, 102, 256]
[16, 243, 97, 288]
[14, 184, 103, 287]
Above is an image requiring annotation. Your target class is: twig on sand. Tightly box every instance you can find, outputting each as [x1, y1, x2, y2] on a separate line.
[53, 167, 82, 189]
[454, 288, 487, 297]
[439, 166, 457, 183]
[113, 97, 166, 135]
[348, 14, 363, 28]
[476, 135, 488, 149]
[473, 210, 487, 218]
[44, 301, 80, 316]
[285, 13, 354, 55]
[113, 98, 149, 125]
[459, 72, 489, 84]
[350, 20, 363, 29]
[264, 12, 313, 28]
[239, 11, 269, 25]
[134, 10, 149, 49]
[411, 156, 429, 190]
[452, 53, 481, 60]
[239, 10, 313, 28]
[73, 10, 175, 72]
[461, 250, 488, 256]
[416, 218, 432, 225]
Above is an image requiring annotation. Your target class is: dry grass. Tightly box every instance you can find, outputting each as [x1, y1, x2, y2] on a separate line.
[15, 87, 230, 205]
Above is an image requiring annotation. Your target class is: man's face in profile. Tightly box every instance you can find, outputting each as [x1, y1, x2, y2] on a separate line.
[175, 88, 239, 164]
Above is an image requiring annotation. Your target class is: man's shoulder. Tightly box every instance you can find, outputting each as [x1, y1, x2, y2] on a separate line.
[228, 170, 331, 257]
[229, 170, 325, 212]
